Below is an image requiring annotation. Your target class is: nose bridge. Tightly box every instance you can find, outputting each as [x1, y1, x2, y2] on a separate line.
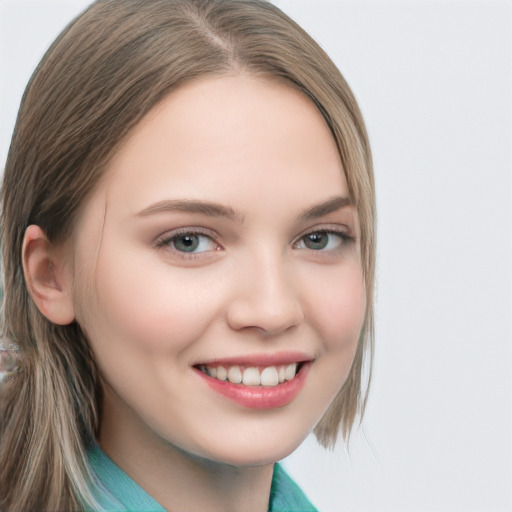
[227, 247, 304, 335]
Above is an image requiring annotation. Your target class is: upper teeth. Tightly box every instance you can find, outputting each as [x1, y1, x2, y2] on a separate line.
[200, 363, 298, 387]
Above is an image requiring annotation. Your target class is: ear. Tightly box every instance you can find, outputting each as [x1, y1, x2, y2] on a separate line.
[22, 225, 76, 325]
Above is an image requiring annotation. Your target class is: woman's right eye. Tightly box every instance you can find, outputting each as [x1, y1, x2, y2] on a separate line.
[157, 231, 219, 255]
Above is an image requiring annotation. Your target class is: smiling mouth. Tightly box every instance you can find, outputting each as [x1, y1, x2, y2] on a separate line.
[195, 362, 304, 387]
[194, 357, 312, 409]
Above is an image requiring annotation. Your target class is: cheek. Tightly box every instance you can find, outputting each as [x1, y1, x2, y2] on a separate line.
[292, 263, 365, 431]
[84, 245, 227, 354]
[305, 262, 366, 351]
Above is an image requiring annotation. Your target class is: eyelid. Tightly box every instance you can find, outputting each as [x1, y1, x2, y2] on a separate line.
[154, 227, 222, 257]
[293, 224, 354, 246]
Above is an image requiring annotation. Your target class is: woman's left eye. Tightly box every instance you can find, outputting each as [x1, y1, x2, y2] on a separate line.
[159, 232, 218, 254]
[294, 230, 348, 251]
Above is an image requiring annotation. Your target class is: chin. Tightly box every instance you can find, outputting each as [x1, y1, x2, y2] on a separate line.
[192, 428, 309, 467]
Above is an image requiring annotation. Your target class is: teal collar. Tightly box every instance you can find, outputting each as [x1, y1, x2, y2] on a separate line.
[87, 444, 317, 512]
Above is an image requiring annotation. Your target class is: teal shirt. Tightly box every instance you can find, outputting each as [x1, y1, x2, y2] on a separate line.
[88, 444, 318, 512]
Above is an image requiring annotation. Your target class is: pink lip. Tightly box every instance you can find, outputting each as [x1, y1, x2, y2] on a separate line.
[194, 359, 312, 410]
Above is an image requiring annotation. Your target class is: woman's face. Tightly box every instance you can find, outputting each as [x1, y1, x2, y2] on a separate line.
[72, 75, 365, 466]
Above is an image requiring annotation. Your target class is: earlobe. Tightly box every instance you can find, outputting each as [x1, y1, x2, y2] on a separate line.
[22, 225, 75, 325]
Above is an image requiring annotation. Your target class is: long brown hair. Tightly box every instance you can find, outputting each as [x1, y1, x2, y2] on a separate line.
[0, 1, 375, 510]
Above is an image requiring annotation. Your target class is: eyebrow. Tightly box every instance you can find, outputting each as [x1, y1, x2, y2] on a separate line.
[137, 199, 245, 222]
[298, 196, 352, 221]
[137, 195, 352, 223]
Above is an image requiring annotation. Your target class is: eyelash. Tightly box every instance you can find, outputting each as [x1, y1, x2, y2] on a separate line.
[293, 229, 354, 252]
[155, 228, 220, 260]
[155, 227, 354, 260]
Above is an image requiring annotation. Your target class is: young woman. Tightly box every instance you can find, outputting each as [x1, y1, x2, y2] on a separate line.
[0, 1, 375, 511]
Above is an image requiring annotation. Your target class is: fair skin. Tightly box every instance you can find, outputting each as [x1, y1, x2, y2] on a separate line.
[23, 75, 365, 512]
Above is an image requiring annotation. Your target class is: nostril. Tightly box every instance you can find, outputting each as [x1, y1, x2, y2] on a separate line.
[226, 292, 304, 335]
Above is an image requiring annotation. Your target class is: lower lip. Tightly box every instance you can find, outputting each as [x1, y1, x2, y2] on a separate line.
[195, 362, 311, 410]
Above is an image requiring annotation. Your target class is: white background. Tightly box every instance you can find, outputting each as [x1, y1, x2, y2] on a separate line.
[1, 1, 511, 511]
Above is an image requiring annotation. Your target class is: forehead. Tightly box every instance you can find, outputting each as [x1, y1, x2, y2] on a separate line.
[83, 74, 348, 224]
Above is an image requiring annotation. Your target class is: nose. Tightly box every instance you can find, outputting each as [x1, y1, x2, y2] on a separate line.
[226, 252, 304, 336]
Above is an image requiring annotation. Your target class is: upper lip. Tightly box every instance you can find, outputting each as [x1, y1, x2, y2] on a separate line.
[193, 351, 314, 367]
